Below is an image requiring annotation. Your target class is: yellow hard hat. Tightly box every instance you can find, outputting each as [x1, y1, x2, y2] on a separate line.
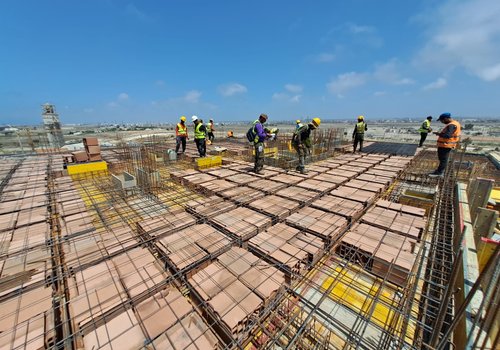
[180, 116, 186, 122]
[296, 119, 301, 124]
[357, 115, 364, 121]
[312, 118, 321, 128]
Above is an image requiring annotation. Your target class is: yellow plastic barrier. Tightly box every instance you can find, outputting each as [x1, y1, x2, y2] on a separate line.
[196, 156, 222, 170]
[67, 161, 108, 175]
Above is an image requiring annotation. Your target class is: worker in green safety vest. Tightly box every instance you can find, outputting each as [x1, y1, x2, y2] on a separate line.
[191, 115, 206, 157]
[352, 115, 367, 153]
[418, 116, 433, 147]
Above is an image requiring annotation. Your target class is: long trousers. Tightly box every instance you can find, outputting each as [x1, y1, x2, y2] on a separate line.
[175, 136, 186, 153]
[254, 142, 264, 172]
[353, 134, 364, 152]
[208, 132, 214, 142]
[293, 143, 307, 170]
[419, 132, 428, 147]
[436, 147, 452, 174]
[195, 138, 206, 157]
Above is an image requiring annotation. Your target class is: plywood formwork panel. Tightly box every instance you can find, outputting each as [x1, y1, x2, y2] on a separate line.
[137, 210, 196, 238]
[365, 168, 398, 179]
[0, 312, 48, 350]
[326, 169, 358, 180]
[204, 168, 239, 178]
[356, 173, 393, 186]
[209, 207, 272, 242]
[0, 286, 53, 347]
[248, 223, 323, 280]
[361, 205, 425, 241]
[195, 179, 238, 195]
[311, 195, 365, 221]
[218, 186, 265, 205]
[186, 196, 237, 219]
[82, 310, 145, 350]
[294, 179, 339, 194]
[286, 207, 348, 242]
[157, 224, 231, 273]
[330, 186, 377, 206]
[151, 311, 218, 350]
[247, 179, 287, 194]
[344, 179, 388, 193]
[70, 260, 128, 330]
[247, 195, 301, 220]
[1, 246, 50, 293]
[272, 173, 305, 185]
[9, 222, 49, 253]
[224, 173, 260, 185]
[275, 186, 320, 205]
[0, 200, 21, 215]
[312, 173, 348, 186]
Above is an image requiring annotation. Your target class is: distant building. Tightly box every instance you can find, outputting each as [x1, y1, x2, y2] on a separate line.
[42, 103, 64, 148]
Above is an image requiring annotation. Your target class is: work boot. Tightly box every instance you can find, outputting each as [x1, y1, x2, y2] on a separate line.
[428, 171, 444, 178]
[299, 168, 308, 174]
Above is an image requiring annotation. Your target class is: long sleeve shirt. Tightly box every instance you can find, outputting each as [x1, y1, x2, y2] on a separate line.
[254, 122, 267, 143]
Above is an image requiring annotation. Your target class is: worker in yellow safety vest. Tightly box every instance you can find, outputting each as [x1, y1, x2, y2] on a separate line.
[192, 115, 207, 157]
[352, 115, 367, 153]
[292, 118, 321, 174]
[429, 113, 461, 177]
[175, 116, 189, 154]
[206, 119, 215, 143]
[418, 116, 433, 147]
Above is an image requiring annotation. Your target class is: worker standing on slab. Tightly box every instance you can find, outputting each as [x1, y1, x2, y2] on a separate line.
[192, 115, 207, 157]
[175, 116, 189, 154]
[250, 113, 270, 174]
[352, 115, 367, 153]
[292, 118, 321, 174]
[206, 119, 215, 143]
[429, 112, 461, 177]
[418, 116, 433, 147]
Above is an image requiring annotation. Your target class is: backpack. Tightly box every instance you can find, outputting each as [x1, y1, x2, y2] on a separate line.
[246, 125, 256, 142]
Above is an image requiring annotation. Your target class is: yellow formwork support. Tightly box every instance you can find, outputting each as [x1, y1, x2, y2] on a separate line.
[252, 147, 278, 158]
[67, 161, 108, 175]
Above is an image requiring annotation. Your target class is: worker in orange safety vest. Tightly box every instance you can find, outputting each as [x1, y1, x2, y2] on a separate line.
[429, 112, 461, 177]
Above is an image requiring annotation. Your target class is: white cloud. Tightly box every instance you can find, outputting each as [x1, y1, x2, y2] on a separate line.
[218, 83, 247, 97]
[184, 90, 201, 103]
[284, 84, 303, 93]
[272, 92, 301, 103]
[118, 92, 129, 100]
[418, 0, 500, 81]
[348, 23, 375, 34]
[315, 53, 335, 63]
[373, 59, 414, 85]
[327, 72, 368, 95]
[423, 77, 447, 90]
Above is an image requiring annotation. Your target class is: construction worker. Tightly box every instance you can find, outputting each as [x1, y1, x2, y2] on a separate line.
[295, 119, 302, 130]
[206, 119, 215, 143]
[192, 115, 207, 157]
[251, 113, 270, 174]
[352, 115, 367, 153]
[292, 118, 321, 174]
[175, 116, 188, 154]
[429, 113, 461, 177]
[418, 116, 433, 147]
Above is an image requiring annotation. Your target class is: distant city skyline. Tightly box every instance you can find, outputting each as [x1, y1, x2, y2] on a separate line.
[1, 0, 500, 124]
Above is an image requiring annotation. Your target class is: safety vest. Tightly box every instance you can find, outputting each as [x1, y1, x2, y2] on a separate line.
[356, 122, 366, 134]
[419, 120, 431, 133]
[437, 120, 461, 149]
[194, 123, 205, 139]
[177, 123, 187, 136]
[206, 123, 212, 132]
[252, 120, 260, 143]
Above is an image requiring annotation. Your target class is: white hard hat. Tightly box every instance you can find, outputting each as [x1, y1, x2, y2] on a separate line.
[191, 115, 198, 121]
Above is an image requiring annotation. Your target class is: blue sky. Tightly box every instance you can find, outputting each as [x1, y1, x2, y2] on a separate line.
[1, 0, 500, 124]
